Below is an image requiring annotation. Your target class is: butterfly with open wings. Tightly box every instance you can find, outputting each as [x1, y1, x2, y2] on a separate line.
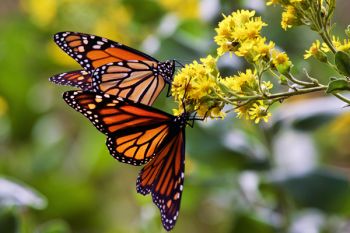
[63, 90, 196, 231]
[50, 32, 175, 105]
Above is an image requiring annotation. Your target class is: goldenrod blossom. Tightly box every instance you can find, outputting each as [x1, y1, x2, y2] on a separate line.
[304, 40, 321, 59]
[235, 105, 251, 120]
[261, 81, 274, 91]
[281, 5, 298, 30]
[248, 100, 272, 123]
[321, 36, 350, 53]
[271, 50, 292, 74]
[171, 56, 224, 118]
[220, 69, 258, 94]
[304, 40, 328, 62]
[214, 10, 267, 56]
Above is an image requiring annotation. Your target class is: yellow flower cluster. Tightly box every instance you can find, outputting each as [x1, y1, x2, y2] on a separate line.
[281, 5, 300, 30]
[172, 10, 291, 123]
[171, 55, 225, 118]
[304, 37, 350, 61]
[223, 71, 273, 123]
[214, 10, 292, 71]
[220, 69, 258, 95]
[234, 100, 272, 123]
[266, 0, 305, 30]
[321, 36, 350, 53]
[214, 10, 270, 60]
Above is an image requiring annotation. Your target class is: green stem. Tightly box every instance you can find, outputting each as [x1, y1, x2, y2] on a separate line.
[226, 85, 327, 103]
[285, 73, 316, 87]
[333, 93, 350, 105]
[319, 31, 337, 54]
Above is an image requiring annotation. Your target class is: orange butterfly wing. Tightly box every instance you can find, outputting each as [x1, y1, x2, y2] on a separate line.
[49, 70, 92, 90]
[54, 32, 157, 74]
[92, 61, 166, 105]
[63, 90, 174, 165]
[137, 128, 185, 231]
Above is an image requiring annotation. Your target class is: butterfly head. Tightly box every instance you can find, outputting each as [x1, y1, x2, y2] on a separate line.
[158, 60, 175, 83]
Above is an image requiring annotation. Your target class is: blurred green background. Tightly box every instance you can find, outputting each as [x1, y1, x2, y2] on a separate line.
[1, 0, 350, 233]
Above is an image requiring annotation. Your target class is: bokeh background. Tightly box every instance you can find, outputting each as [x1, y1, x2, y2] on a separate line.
[1, 0, 350, 233]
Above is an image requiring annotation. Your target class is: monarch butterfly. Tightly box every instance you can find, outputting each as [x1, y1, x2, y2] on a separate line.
[50, 31, 175, 105]
[63, 90, 192, 231]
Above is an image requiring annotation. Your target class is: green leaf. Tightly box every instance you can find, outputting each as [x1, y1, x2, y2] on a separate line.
[35, 220, 71, 233]
[335, 51, 350, 76]
[232, 214, 276, 233]
[270, 169, 350, 215]
[292, 113, 335, 131]
[0, 209, 18, 233]
[326, 79, 350, 93]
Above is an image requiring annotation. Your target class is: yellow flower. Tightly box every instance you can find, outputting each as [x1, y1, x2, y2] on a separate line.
[235, 105, 250, 120]
[281, 5, 298, 30]
[220, 69, 258, 94]
[171, 57, 224, 118]
[272, 51, 290, 66]
[190, 76, 217, 100]
[235, 39, 255, 58]
[322, 36, 350, 53]
[231, 37, 275, 63]
[232, 10, 256, 24]
[214, 10, 267, 56]
[261, 81, 273, 91]
[271, 50, 292, 74]
[200, 55, 218, 74]
[211, 107, 226, 119]
[304, 40, 328, 62]
[248, 100, 272, 123]
[231, 17, 267, 42]
[197, 104, 226, 119]
[304, 40, 321, 59]
[172, 108, 181, 116]
[254, 39, 275, 61]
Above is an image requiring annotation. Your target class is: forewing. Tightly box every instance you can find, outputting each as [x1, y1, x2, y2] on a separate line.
[49, 70, 92, 90]
[137, 129, 185, 231]
[54, 32, 157, 73]
[63, 90, 173, 165]
[92, 61, 166, 105]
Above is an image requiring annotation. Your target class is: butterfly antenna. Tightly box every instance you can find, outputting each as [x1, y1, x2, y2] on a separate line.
[174, 60, 185, 68]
